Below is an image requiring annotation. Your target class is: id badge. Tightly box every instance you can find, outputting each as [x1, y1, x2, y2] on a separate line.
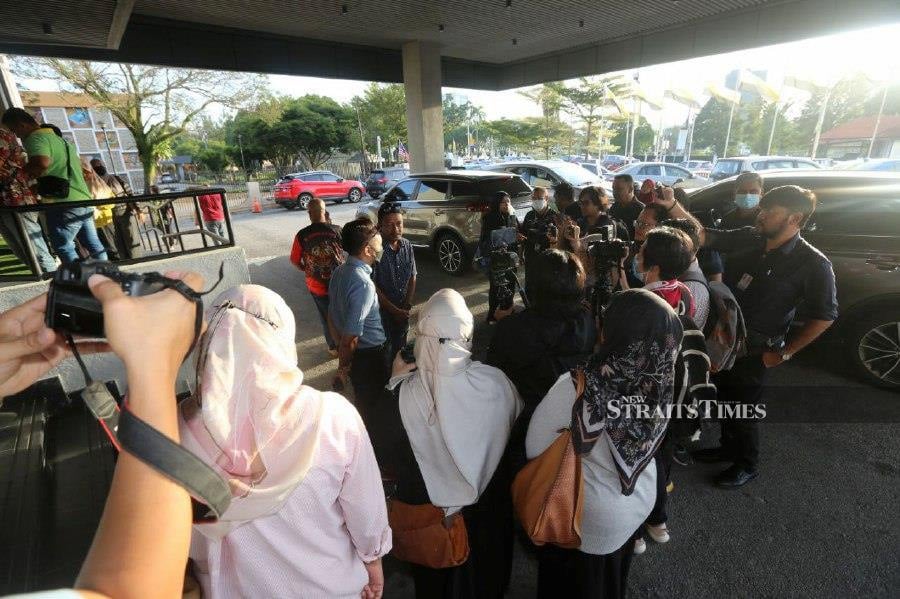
[737, 273, 753, 291]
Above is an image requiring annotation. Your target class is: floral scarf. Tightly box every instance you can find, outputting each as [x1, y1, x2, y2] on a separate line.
[571, 289, 683, 495]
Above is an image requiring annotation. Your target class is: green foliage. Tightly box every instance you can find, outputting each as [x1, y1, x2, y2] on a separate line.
[351, 83, 407, 151]
[609, 117, 655, 155]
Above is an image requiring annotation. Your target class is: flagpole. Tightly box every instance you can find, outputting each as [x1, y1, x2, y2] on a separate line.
[723, 101, 736, 158]
[867, 84, 888, 159]
[766, 102, 780, 155]
[810, 85, 833, 159]
[684, 106, 695, 162]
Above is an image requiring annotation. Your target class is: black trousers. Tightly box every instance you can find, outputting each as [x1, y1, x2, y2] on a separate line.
[647, 435, 674, 526]
[380, 310, 409, 362]
[536, 537, 635, 599]
[713, 354, 768, 471]
[349, 344, 389, 424]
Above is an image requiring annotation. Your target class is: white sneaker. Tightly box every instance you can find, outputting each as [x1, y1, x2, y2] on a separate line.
[646, 523, 670, 544]
[633, 537, 646, 555]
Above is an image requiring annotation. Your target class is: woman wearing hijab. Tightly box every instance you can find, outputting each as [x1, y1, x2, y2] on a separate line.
[179, 285, 391, 599]
[526, 289, 683, 599]
[480, 191, 520, 322]
[371, 289, 522, 598]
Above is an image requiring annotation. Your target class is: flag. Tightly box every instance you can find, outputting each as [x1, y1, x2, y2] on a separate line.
[607, 88, 631, 116]
[665, 87, 701, 109]
[739, 70, 780, 103]
[398, 141, 409, 162]
[783, 74, 826, 94]
[706, 83, 741, 105]
[630, 83, 665, 110]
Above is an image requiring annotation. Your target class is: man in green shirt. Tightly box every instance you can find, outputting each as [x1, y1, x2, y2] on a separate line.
[1, 108, 107, 264]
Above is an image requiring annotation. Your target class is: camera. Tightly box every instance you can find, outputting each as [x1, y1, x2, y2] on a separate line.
[399, 340, 416, 364]
[582, 225, 630, 318]
[489, 246, 522, 310]
[45, 260, 168, 337]
[526, 221, 558, 250]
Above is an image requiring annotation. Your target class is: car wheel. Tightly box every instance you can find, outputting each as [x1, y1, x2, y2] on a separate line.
[297, 193, 313, 210]
[848, 311, 900, 388]
[348, 188, 362, 203]
[436, 233, 468, 276]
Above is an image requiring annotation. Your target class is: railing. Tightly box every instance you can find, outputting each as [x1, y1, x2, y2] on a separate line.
[0, 187, 235, 283]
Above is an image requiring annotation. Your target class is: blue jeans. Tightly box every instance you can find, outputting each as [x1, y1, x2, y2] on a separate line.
[204, 220, 226, 246]
[45, 206, 108, 264]
[311, 292, 336, 350]
[0, 211, 57, 273]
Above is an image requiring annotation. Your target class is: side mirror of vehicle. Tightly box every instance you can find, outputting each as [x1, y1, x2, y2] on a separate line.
[337, 178, 345, 182]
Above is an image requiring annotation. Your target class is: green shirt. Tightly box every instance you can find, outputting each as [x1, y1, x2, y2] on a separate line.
[23, 128, 91, 202]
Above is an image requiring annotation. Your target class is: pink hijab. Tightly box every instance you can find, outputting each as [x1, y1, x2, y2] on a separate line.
[178, 285, 324, 540]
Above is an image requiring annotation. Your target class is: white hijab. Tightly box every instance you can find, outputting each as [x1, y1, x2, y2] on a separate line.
[389, 289, 522, 513]
[178, 285, 325, 540]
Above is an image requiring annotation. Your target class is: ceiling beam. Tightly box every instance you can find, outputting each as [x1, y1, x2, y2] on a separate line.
[107, 0, 136, 49]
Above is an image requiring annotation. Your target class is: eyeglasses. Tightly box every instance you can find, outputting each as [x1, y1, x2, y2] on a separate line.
[634, 219, 655, 230]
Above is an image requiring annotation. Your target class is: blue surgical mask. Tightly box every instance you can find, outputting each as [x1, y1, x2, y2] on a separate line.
[734, 193, 760, 210]
[631, 255, 646, 283]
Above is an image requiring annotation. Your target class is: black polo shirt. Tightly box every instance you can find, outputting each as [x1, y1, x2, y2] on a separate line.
[609, 197, 645, 240]
[706, 227, 838, 342]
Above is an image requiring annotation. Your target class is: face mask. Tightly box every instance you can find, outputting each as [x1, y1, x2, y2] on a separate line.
[734, 193, 760, 210]
[532, 199, 546, 212]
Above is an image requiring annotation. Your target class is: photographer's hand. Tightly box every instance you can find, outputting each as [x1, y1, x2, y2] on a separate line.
[0, 294, 107, 400]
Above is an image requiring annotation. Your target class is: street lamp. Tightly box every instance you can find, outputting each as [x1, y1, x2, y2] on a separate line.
[99, 121, 116, 176]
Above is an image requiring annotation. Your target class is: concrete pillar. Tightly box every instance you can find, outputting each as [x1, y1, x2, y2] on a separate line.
[402, 42, 444, 173]
[0, 54, 23, 111]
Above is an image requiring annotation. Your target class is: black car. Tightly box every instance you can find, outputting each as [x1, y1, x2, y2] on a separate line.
[365, 166, 410, 198]
[687, 171, 900, 389]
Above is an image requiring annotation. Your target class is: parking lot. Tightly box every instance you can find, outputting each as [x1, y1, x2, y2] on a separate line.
[233, 205, 899, 598]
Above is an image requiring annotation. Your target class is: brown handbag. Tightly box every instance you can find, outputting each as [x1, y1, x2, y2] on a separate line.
[388, 500, 470, 569]
[511, 369, 586, 549]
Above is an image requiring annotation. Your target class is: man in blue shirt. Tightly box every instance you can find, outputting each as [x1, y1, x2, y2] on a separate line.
[329, 217, 388, 422]
[373, 201, 416, 359]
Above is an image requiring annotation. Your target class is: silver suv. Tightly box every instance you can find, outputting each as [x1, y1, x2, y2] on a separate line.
[709, 155, 821, 181]
[357, 171, 532, 275]
[489, 160, 607, 199]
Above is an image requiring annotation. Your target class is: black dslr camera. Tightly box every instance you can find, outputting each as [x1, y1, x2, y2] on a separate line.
[489, 246, 522, 311]
[526, 221, 558, 251]
[582, 225, 630, 318]
[45, 260, 168, 337]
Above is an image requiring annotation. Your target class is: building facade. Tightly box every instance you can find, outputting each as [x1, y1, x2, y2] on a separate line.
[20, 91, 145, 192]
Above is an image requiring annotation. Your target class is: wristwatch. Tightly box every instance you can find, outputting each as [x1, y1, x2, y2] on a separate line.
[781, 352, 793, 362]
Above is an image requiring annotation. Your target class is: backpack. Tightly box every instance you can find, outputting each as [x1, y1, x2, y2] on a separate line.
[670, 314, 717, 443]
[681, 274, 747, 373]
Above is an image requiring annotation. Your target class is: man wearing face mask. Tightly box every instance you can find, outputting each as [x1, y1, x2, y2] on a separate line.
[520, 186, 557, 288]
[654, 185, 838, 488]
[329, 217, 389, 423]
[721, 171, 764, 229]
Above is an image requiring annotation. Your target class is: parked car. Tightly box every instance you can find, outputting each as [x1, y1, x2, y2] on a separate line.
[601, 154, 636, 171]
[686, 170, 900, 389]
[848, 159, 900, 173]
[273, 171, 365, 210]
[680, 160, 714, 178]
[365, 166, 410, 198]
[709, 155, 821, 181]
[159, 173, 177, 184]
[356, 170, 532, 275]
[489, 160, 607, 200]
[608, 161, 710, 189]
[578, 161, 613, 177]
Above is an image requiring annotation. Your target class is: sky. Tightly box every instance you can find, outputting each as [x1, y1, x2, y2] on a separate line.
[18, 21, 900, 134]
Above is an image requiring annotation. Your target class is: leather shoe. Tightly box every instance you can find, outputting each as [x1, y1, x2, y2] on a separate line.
[691, 446, 734, 463]
[714, 464, 758, 488]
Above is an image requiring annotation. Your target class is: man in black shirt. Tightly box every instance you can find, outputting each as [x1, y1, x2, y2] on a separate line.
[657, 185, 838, 488]
[609, 173, 645, 240]
[553, 181, 583, 220]
[720, 171, 764, 229]
[520, 186, 557, 289]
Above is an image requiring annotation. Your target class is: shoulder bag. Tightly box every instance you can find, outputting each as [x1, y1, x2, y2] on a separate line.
[511, 368, 585, 548]
[36, 137, 73, 199]
[387, 500, 470, 569]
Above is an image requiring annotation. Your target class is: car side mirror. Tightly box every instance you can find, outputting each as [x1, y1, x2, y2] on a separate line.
[337, 178, 345, 182]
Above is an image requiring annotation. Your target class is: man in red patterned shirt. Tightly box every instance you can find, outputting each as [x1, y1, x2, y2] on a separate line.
[290, 197, 344, 356]
[0, 124, 56, 273]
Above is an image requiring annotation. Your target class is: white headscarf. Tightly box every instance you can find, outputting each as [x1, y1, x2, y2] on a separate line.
[178, 285, 325, 540]
[389, 289, 522, 513]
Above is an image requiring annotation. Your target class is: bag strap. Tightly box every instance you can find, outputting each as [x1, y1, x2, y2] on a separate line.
[572, 368, 586, 400]
[60, 137, 73, 181]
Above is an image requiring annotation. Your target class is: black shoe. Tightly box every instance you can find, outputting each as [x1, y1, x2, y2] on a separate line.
[714, 464, 758, 488]
[691, 446, 734, 463]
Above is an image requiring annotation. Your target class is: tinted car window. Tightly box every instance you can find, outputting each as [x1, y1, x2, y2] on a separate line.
[765, 160, 795, 169]
[321, 173, 340, 182]
[450, 177, 531, 199]
[305, 174, 323, 182]
[666, 166, 691, 178]
[389, 179, 418, 200]
[417, 180, 449, 200]
[808, 189, 900, 236]
[711, 160, 742, 177]
[640, 165, 662, 176]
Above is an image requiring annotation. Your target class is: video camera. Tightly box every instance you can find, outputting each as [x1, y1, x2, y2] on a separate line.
[525, 220, 558, 251]
[582, 224, 630, 319]
[45, 261, 170, 337]
[489, 245, 523, 311]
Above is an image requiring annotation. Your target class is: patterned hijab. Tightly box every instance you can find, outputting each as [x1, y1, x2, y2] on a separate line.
[571, 289, 683, 495]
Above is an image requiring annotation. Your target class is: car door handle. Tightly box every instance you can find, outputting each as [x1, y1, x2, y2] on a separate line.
[866, 258, 900, 271]
[433, 208, 445, 215]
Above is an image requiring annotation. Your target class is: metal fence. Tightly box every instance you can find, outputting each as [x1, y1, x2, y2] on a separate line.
[0, 188, 234, 283]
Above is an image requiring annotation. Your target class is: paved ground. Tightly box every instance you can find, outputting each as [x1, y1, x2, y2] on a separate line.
[233, 203, 900, 598]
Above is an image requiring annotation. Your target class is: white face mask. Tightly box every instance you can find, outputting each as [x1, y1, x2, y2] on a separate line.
[532, 199, 546, 212]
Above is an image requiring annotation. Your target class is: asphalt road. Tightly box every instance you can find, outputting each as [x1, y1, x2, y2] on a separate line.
[232, 202, 899, 598]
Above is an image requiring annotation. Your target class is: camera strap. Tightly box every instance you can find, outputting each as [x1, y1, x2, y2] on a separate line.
[64, 264, 232, 520]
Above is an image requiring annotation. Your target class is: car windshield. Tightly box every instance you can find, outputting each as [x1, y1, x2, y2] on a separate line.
[711, 160, 741, 175]
[551, 162, 600, 185]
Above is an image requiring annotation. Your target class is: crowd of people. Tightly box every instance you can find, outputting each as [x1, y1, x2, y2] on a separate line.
[0, 107, 227, 273]
[0, 155, 838, 598]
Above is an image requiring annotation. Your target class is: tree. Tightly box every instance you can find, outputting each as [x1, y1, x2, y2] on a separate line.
[14, 58, 265, 190]
[525, 116, 573, 159]
[195, 141, 231, 172]
[483, 118, 538, 155]
[552, 76, 633, 156]
[270, 95, 354, 169]
[610, 117, 655, 156]
[351, 83, 407, 154]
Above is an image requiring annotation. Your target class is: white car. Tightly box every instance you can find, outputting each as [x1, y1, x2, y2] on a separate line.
[489, 160, 610, 199]
[608, 162, 711, 189]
